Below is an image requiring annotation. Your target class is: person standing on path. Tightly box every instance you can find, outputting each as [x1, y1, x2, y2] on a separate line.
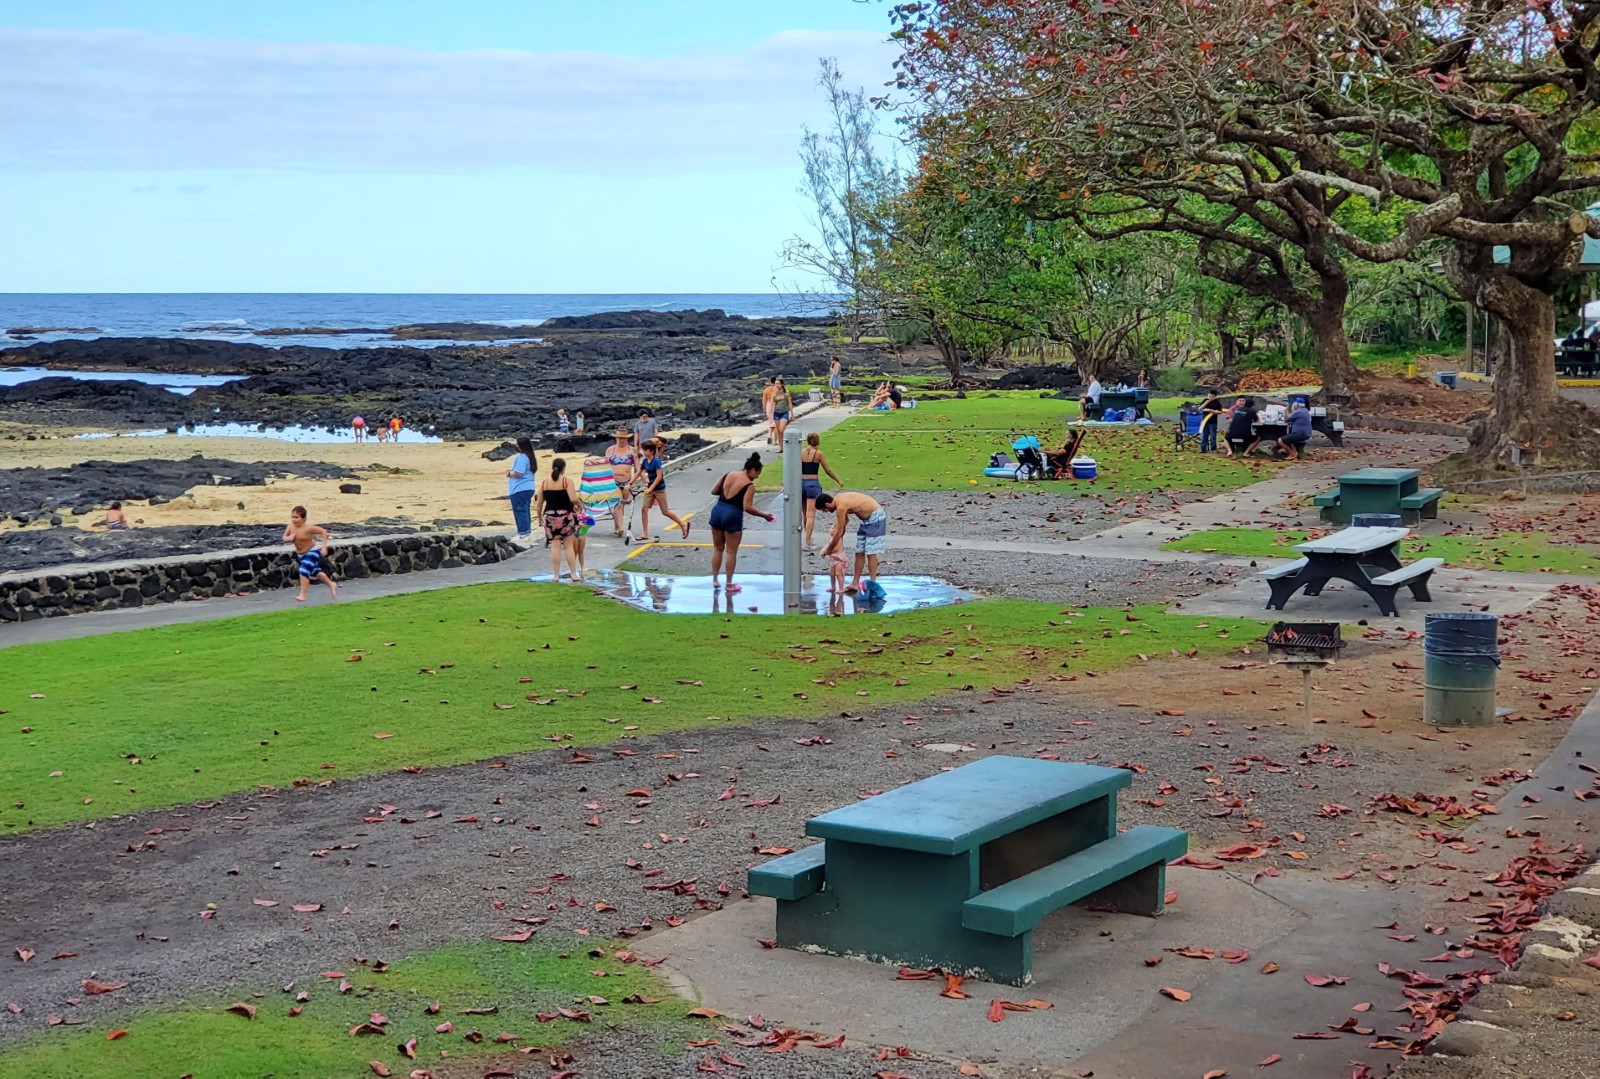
[708, 452, 775, 593]
[605, 428, 637, 537]
[814, 491, 886, 595]
[535, 458, 585, 582]
[579, 450, 624, 538]
[1198, 390, 1223, 453]
[505, 436, 538, 541]
[761, 377, 778, 443]
[635, 439, 690, 541]
[828, 356, 843, 406]
[283, 505, 338, 602]
[799, 433, 843, 549]
[771, 378, 794, 451]
[632, 410, 659, 458]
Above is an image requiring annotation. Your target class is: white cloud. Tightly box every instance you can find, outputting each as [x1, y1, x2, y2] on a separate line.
[0, 28, 897, 174]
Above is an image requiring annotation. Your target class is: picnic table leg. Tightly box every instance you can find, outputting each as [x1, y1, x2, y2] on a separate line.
[774, 839, 1034, 985]
[1079, 861, 1168, 917]
[1363, 586, 1401, 617]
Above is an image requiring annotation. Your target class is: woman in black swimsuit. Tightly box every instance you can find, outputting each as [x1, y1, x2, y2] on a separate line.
[534, 457, 585, 583]
[800, 432, 843, 550]
[708, 452, 776, 593]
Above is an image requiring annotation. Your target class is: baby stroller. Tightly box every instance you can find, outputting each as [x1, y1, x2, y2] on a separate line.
[1010, 435, 1047, 481]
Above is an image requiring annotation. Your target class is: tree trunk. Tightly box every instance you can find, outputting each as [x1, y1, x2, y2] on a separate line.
[1300, 285, 1360, 397]
[1459, 274, 1563, 464]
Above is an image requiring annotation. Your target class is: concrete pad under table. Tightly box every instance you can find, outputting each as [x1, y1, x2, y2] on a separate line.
[648, 868, 1424, 1076]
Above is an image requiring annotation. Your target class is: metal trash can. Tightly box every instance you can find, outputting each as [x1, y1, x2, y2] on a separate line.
[1351, 513, 1403, 528]
[1423, 612, 1500, 727]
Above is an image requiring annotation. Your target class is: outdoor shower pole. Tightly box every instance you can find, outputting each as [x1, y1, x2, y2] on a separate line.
[782, 426, 802, 608]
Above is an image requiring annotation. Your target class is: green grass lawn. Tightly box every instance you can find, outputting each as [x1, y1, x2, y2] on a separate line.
[808, 395, 1277, 494]
[0, 940, 682, 1079]
[1165, 527, 1600, 573]
[0, 583, 1262, 833]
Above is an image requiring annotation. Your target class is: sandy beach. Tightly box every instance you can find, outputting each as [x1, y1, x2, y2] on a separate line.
[0, 423, 750, 537]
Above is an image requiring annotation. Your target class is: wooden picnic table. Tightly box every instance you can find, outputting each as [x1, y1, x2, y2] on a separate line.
[1259, 525, 1443, 617]
[746, 756, 1186, 985]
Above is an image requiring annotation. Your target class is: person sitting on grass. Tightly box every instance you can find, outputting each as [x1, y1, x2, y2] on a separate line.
[1225, 397, 1256, 458]
[1278, 398, 1313, 460]
[283, 505, 337, 602]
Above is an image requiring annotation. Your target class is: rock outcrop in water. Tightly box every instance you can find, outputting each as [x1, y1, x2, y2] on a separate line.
[0, 311, 889, 440]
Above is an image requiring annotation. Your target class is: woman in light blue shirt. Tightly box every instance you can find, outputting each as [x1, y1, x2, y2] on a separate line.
[505, 436, 538, 540]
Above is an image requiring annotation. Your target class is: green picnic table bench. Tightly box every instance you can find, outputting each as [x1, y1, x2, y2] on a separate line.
[1314, 466, 1443, 525]
[746, 756, 1187, 985]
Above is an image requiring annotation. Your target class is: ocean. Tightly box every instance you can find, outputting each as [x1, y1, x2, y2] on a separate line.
[0, 293, 838, 351]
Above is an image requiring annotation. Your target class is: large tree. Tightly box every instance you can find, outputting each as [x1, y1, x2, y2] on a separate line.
[781, 58, 898, 342]
[891, 0, 1600, 468]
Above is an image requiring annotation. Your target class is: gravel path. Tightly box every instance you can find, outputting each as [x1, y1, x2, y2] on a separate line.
[865, 488, 1202, 544]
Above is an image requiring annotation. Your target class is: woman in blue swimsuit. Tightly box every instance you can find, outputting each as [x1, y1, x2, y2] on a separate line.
[709, 452, 775, 593]
[800, 432, 842, 550]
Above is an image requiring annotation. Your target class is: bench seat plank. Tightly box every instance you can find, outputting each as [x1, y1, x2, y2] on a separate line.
[1257, 558, 1309, 581]
[806, 757, 1130, 856]
[1311, 491, 1341, 507]
[1369, 557, 1444, 586]
[962, 826, 1189, 937]
[1399, 488, 1444, 508]
[747, 843, 827, 901]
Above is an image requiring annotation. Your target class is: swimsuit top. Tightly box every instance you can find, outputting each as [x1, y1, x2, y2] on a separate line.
[801, 455, 820, 476]
[717, 476, 750, 506]
[541, 482, 573, 512]
[607, 450, 635, 466]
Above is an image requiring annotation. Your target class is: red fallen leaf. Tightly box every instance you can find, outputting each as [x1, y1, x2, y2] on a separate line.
[1170, 855, 1225, 869]
[457, 1006, 498, 1016]
[1159, 987, 1192, 1002]
[1222, 950, 1251, 964]
[987, 999, 1007, 1022]
[225, 1002, 257, 1020]
[1392, 661, 1421, 670]
[960, 1066, 983, 1077]
[348, 1022, 387, 1036]
[815, 1033, 845, 1048]
[873, 1074, 913, 1079]
[492, 929, 536, 945]
[368, 1063, 391, 1077]
[291, 903, 322, 913]
[686, 1038, 717, 1047]
[1260, 962, 1279, 974]
[320, 971, 346, 979]
[687, 1006, 722, 1019]
[435, 1021, 453, 1034]
[452, 816, 479, 824]
[1259, 1054, 1282, 1067]
[626, 788, 652, 797]
[373, 732, 393, 739]
[14, 949, 34, 963]
[757, 939, 778, 949]
[1303, 973, 1348, 987]
[1292, 1031, 1340, 1039]
[5, 1004, 21, 1015]
[940, 973, 969, 999]
[1023, 999, 1052, 1009]
[83, 980, 127, 995]
[1203, 1071, 1226, 1079]
[251, 898, 278, 907]
[105, 1029, 127, 1041]
[896, 967, 937, 980]
[1144, 956, 1163, 966]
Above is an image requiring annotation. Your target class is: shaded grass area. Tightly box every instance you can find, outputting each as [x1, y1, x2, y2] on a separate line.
[0, 941, 681, 1079]
[1164, 526, 1600, 573]
[0, 583, 1262, 832]
[811, 396, 1277, 494]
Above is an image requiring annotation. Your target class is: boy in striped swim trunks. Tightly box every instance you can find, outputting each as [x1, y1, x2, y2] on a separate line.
[814, 491, 886, 595]
[282, 505, 338, 602]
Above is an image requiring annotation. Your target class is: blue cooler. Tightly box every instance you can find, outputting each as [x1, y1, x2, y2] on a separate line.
[1070, 456, 1098, 480]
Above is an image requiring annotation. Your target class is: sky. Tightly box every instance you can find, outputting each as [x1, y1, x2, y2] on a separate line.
[0, 1, 900, 293]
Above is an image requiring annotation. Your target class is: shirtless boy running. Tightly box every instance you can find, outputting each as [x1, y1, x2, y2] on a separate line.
[814, 491, 887, 594]
[283, 505, 338, 602]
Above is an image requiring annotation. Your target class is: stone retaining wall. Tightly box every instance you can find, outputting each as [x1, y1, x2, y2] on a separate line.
[0, 532, 520, 623]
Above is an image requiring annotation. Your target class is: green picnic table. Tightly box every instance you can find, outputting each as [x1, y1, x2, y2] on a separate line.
[746, 756, 1186, 985]
[1314, 467, 1443, 525]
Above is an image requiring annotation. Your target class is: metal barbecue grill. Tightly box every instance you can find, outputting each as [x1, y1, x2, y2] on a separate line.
[1265, 622, 1344, 659]
[1263, 622, 1343, 731]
